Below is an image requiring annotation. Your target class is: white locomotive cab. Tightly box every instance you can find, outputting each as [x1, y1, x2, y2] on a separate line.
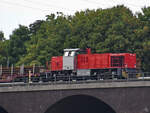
[63, 48, 80, 70]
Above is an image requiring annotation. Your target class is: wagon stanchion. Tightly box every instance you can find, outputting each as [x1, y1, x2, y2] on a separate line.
[33, 64, 35, 76]
[28, 70, 32, 84]
[20, 64, 24, 76]
[11, 64, 13, 83]
[0, 64, 2, 80]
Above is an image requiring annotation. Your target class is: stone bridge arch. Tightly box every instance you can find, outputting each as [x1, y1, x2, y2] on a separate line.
[0, 106, 8, 113]
[44, 94, 116, 113]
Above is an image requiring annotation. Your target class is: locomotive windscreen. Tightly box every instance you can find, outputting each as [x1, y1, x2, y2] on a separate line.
[111, 56, 124, 67]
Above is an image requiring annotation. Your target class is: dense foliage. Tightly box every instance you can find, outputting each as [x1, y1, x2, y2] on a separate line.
[0, 5, 150, 71]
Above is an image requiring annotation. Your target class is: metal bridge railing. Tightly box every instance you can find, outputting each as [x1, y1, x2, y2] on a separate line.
[0, 72, 150, 85]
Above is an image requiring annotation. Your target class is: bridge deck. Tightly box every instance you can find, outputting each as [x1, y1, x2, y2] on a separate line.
[0, 80, 150, 92]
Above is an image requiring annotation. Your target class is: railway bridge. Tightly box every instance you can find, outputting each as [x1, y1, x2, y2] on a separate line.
[0, 80, 150, 113]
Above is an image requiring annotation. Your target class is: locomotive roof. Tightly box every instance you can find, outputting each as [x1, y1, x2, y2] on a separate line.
[64, 48, 80, 52]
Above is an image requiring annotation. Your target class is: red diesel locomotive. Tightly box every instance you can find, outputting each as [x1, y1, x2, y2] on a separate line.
[47, 48, 136, 79]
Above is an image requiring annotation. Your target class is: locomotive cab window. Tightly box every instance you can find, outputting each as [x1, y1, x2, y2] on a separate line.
[111, 56, 124, 67]
[64, 51, 69, 56]
[64, 51, 76, 56]
[70, 51, 75, 56]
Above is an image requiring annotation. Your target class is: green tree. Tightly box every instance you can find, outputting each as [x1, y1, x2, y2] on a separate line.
[137, 7, 150, 71]
[0, 31, 5, 41]
[8, 25, 30, 65]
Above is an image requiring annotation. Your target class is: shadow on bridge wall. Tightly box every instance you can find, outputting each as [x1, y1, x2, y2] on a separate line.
[0, 106, 8, 113]
[44, 94, 116, 113]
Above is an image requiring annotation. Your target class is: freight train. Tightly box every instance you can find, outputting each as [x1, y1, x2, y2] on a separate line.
[0, 48, 137, 83]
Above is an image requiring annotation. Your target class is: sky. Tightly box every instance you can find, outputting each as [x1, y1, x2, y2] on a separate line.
[0, 0, 150, 39]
